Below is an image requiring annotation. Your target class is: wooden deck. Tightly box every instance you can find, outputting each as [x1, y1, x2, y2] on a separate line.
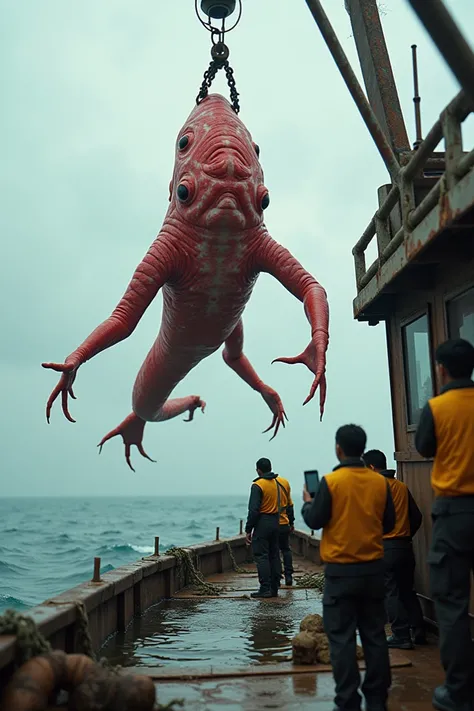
[101, 557, 444, 710]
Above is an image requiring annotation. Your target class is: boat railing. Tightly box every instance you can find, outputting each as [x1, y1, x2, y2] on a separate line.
[352, 90, 474, 296]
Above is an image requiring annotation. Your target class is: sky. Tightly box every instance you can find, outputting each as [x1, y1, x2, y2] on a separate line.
[1, 0, 473, 497]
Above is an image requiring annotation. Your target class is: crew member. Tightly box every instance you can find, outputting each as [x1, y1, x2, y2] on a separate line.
[277, 475, 295, 587]
[302, 424, 395, 711]
[363, 449, 426, 649]
[415, 338, 474, 711]
[245, 457, 284, 598]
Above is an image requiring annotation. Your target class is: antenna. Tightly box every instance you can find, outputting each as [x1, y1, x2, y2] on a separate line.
[411, 44, 423, 149]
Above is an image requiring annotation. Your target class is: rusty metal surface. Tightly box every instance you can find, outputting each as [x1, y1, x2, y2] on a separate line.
[345, 0, 410, 154]
[353, 165, 474, 318]
[351, 86, 473, 311]
[406, 0, 474, 108]
[305, 0, 400, 179]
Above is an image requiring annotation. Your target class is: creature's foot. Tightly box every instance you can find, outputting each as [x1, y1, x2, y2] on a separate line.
[98, 412, 155, 472]
[183, 396, 206, 422]
[260, 386, 288, 441]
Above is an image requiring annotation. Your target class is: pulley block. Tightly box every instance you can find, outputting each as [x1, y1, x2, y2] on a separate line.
[200, 0, 237, 20]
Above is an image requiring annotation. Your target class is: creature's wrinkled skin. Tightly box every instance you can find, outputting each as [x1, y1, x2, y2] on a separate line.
[43, 94, 329, 471]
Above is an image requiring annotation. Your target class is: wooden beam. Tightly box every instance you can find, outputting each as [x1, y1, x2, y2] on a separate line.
[345, 0, 410, 154]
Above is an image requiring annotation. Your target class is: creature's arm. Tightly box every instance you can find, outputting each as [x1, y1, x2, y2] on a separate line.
[252, 235, 329, 418]
[42, 236, 178, 422]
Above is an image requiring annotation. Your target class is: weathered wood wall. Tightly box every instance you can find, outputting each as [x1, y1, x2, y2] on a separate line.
[385, 244, 474, 622]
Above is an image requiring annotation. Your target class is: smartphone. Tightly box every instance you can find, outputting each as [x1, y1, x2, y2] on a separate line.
[304, 470, 320, 498]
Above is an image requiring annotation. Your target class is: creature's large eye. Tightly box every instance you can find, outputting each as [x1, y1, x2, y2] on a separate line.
[261, 193, 270, 210]
[177, 184, 189, 202]
[254, 144, 260, 157]
[178, 135, 189, 150]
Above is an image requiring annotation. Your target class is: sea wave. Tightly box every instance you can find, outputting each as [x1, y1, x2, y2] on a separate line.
[0, 560, 28, 576]
[0, 594, 29, 611]
[0, 495, 250, 610]
[96, 543, 155, 556]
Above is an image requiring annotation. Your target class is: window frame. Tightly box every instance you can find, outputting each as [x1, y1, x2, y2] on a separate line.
[400, 307, 435, 431]
[445, 282, 474, 342]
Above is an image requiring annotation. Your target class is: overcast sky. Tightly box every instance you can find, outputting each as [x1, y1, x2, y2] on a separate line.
[1, 0, 473, 497]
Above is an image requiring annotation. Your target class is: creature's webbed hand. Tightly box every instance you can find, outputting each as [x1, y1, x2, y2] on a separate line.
[42, 359, 81, 423]
[273, 339, 327, 420]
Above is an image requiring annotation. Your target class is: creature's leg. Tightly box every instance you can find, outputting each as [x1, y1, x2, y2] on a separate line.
[98, 396, 206, 472]
[223, 319, 287, 440]
[98, 343, 206, 471]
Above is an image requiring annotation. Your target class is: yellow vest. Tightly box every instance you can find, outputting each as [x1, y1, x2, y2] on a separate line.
[276, 476, 293, 525]
[321, 467, 387, 564]
[254, 475, 291, 518]
[429, 387, 474, 497]
[383, 478, 410, 539]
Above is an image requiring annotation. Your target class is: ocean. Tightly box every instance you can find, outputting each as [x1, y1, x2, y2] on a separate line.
[0, 496, 308, 613]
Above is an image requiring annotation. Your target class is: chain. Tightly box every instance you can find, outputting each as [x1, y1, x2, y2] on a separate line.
[196, 41, 240, 113]
[165, 546, 222, 596]
[225, 542, 249, 574]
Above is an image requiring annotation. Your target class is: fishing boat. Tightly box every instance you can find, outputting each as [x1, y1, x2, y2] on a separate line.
[0, 529, 444, 709]
[1, 0, 473, 708]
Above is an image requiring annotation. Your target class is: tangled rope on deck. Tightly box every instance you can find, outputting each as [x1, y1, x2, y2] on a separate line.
[0, 608, 52, 665]
[296, 571, 325, 592]
[0, 609, 184, 710]
[165, 546, 221, 596]
[225, 542, 250, 574]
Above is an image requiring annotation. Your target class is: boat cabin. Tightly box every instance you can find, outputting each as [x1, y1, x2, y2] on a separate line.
[350, 60, 474, 629]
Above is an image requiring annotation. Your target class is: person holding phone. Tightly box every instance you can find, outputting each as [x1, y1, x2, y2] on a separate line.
[302, 424, 395, 711]
[245, 457, 289, 598]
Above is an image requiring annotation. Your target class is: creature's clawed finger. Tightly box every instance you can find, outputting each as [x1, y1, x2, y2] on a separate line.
[125, 444, 135, 473]
[97, 427, 121, 454]
[137, 444, 156, 463]
[262, 410, 286, 441]
[46, 384, 61, 423]
[69, 387, 77, 400]
[41, 362, 75, 373]
[271, 355, 303, 366]
[319, 373, 327, 421]
[61, 389, 76, 423]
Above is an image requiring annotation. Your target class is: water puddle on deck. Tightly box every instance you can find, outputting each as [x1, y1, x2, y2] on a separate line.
[100, 590, 322, 669]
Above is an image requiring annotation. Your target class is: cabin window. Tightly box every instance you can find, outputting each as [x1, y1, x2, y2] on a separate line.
[402, 313, 434, 426]
[447, 286, 474, 345]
